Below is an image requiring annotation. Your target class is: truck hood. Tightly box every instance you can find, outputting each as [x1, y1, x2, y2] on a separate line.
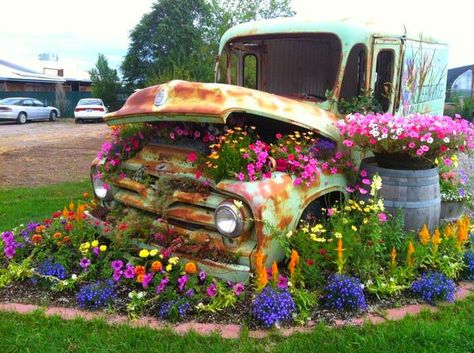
[105, 80, 340, 141]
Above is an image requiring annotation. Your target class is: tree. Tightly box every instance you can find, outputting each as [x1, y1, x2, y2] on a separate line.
[121, 0, 295, 89]
[89, 54, 121, 111]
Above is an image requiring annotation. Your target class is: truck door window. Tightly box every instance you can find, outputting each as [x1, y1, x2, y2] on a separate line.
[375, 50, 394, 112]
[243, 54, 258, 89]
[340, 44, 366, 101]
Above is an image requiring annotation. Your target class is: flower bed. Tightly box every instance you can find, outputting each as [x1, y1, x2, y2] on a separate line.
[1, 175, 474, 329]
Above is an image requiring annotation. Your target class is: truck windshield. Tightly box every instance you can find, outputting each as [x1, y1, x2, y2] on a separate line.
[220, 34, 341, 101]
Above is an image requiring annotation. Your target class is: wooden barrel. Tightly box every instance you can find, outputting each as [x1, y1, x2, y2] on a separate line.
[360, 157, 441, 232]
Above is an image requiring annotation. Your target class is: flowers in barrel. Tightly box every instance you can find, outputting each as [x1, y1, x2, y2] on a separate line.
[337, 113, 474, 167]
[438, 155, 472, 202]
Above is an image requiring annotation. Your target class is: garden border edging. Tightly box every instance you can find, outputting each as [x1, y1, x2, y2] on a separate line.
[0, 282, 472, 339]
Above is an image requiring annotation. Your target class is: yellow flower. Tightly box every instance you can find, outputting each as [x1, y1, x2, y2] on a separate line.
[150, 249, 159, 257]
[370, 175, 383, 196]
[91, 240, 99, 248]
[69, 201, 75, 211]
[363, 218, 368, 224]
[165, 264, 172, 272]
[139, 249, 150, 258]
[79, 242, 90, 253]
[169, 256, 180, 265]
[407, 241, 415, 266]
[391, 246, 397, 267]
[419, 224, 430, 245]
[351, 225, 358, 232]
[334, 232, 342, 238]
[99, 245, 107, 252]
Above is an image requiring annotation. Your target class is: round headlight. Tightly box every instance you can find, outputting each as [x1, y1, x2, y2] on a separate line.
[93, 177, 114, 201]
[215, 200, 250, 238]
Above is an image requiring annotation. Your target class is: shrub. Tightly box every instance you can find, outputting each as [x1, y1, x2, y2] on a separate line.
[37, 260, 67, 280]
[463, 250, 474, 280]
[323, 274, 367, 311]
[411, 272, 456, 304]
[76, 279, 116, 309]
[251, 286, 295, 327]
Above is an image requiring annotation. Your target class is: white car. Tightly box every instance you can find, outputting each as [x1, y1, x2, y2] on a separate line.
[74, 98, 108, 123]
[0, 97, 60, 124]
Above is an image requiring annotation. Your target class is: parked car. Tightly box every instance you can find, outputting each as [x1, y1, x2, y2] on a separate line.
[74, 98, 108, 123]
[0, 97, 60, 124]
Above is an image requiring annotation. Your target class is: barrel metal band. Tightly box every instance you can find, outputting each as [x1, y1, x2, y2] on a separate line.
[384, 198, 441, 209]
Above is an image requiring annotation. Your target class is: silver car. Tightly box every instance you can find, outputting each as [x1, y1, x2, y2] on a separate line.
[0, 97, 61, 124]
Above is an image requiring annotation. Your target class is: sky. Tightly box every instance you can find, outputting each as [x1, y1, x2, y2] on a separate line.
[0, 0, 473, 76]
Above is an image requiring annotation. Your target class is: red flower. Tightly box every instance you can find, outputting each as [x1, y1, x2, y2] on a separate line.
[306, 259, 315, 266]
[64, 223, 73, 232]
[52, 211, 62, 219]
[187, 151, 197, 163]
[275, 158, 288, 172]
[118, 223, 128, 231]
[319, 249, 327, 256]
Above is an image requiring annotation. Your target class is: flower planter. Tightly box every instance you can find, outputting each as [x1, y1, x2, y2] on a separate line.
[360, 157, 441, 232]
[440, 201, 465, 223]
[373, 153, 435, 170]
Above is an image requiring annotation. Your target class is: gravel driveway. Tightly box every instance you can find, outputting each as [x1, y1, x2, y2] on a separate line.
[0, 120, 109, 187]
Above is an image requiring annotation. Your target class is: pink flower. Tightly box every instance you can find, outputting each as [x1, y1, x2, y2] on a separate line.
[293, 178, 302, 186]
[346, 186, 355, 193]
[360, 170, 368, 177]
[236, 172, 245, 181]
[142, 273, 154, 288]
[408, 142, 416, 149]
[359, 188, 368, 195]
[342, 139, 354, 148]
[207, 283, 217, 297]
[378, 213, 387, 222]
[187, 151, 197, 163]
[169, 132, 175, 140]
[275, 133, 282, 140]
[233, 282, 245, 296]
[362, 178, 371, 185]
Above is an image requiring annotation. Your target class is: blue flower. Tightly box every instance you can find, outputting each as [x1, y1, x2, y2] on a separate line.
[463, 251, 474, 281]
[411, 272, 456, 305]
[251, 286, 295, 327]
[323, 274, 366, 311]
[76, 280, 116, 309]
[37, 260, 67, 280]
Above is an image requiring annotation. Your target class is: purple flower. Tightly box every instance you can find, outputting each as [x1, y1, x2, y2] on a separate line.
[207, 283, 217, 297]
[1, 231, 14, 245]
[111, 260, 124, 271]
[185, 288, 195, 297]
[459, 188, 466, 197]
[233, 282, 245, 296]
[92, 247, 100, 256]
[124, 264, 135, 279]
[198, 270, 207, 282]
[156, 277, 169, 294]
[112, 270, 123, 282]
[79, 258, 91, 270]
[142, 273, 154, 288]
[277, 275, 288, 289]
[178, 275, 188, 292]
[4, 246, 15, 259]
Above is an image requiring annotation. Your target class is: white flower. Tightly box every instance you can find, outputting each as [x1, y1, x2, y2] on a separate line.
[427, 137, 434, 144]
[443, 137, 450, 143]
[71, 274, 78, 280]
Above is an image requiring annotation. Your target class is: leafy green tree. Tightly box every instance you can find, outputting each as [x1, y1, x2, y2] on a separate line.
[89, 54, 121, 111]
[121, 0, 294, 89]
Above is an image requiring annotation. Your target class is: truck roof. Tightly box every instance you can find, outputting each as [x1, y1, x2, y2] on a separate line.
[219, 17, 447, 54]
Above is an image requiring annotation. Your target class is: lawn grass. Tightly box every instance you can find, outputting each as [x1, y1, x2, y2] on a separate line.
[0, 180, 91, 231]
[0, 296, 473, 353]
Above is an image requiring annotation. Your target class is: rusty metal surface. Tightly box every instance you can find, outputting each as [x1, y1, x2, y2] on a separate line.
[105, 80, 340, 142]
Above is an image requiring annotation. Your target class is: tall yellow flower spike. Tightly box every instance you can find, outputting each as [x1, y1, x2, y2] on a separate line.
[432, 229, 441, 254]
[336, 238, 344, 274]
[255, 250, 268, 292]
[391, 246, 397, 267]
[62, 207, 69, 218]
[407, 241, 415, 267]
[419, 224, 430, 245]
[271, 261, 279, 285]
[457, 216, 470, 246]
[288, 250, 299, 277]
[444, 224, 454, 238]
[69, 201, 75, 211]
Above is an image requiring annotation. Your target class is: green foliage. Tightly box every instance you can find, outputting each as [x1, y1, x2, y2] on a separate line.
[0, 256, 34, 288]
[121, 0, 294, 88]
[196, 282, 239, 313]
[89, 54, 121, 111]
[336, 89, 383, 115]
[290, 288, 317, 324]
[451, 94, 474, 121]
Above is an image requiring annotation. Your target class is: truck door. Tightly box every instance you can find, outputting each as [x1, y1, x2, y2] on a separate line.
[370, 38, 402, 113]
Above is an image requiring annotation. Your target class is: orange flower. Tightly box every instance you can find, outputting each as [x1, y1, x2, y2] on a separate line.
[63, 236, 71, 244]
[419, 224, 430, 245]
[134, 265, 146, 276]
[444, 224, 454, 238]
[151, 261, 163, 272]
[184, 262, 197, 274]
[271, 261, 279, 284]
[53, 232, 62, 239]
[457, 216, 470, 245]
[407, 241, 415, 266]
[62, 207, 69, 218]
[69, 201, 75, 211]
[56, 241, 63, 247]
[136, 274, 144, 284]
[31, 234, 42, 244]
[83, 192, 90, 199]
[288, 250, 299, 277]
[336, 238, 344, 273]
[255, 250, 268, 291]
[391, 246, 397, 267]
[35, 225, 45, 233]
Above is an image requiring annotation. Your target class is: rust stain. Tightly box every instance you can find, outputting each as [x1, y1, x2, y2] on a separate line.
[277, 215, 293, 230]
[167, 206, 214, 226]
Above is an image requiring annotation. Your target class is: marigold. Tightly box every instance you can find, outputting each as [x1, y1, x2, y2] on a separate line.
[151, 261, 163, 272]
[134, 265, 146, 276]
[91, 240, 99, 248]
[31, 234, 42, 244]
[136, 274, 144, 284]
[53, 232, 62, 239]
[83, 192, 90, 199]
[139, 249, 150, 258]
[184, 261, 197, 274]
[419, 224, 430, 245]
[35, 225, 45, 233]
[57, 241, 63, 247]
[99, 245, 107, 252]
[63, 236, 71, 244]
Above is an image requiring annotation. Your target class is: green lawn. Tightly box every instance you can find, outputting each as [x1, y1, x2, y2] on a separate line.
[0, 297, 473, 353]
[0, 180, 91, 231]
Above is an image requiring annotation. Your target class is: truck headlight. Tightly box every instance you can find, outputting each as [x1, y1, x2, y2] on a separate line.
[215, 200, 251, 238]
[93, 177, 114, 201]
